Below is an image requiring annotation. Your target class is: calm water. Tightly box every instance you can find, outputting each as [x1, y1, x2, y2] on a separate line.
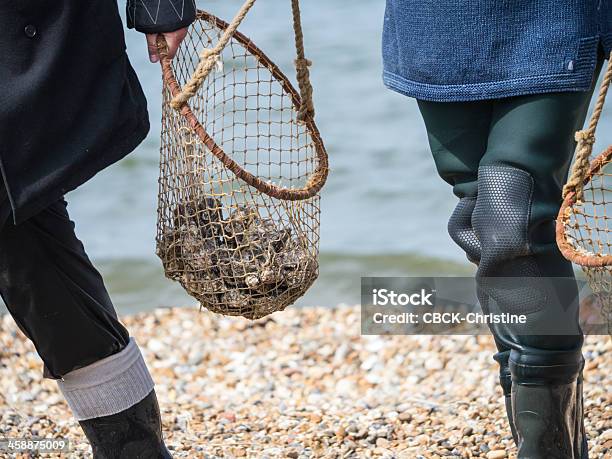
[6, 0, 612, 313]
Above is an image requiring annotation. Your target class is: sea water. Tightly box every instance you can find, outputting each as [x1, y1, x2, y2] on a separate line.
[5, 1, 611, 313]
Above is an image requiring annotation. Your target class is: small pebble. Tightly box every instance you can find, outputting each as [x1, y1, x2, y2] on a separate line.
[398, 411, 412, 422]
[0, 306, 608, 458]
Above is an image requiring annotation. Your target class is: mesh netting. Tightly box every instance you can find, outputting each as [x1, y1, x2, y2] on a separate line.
[156, 8, 327, 319]
[558, 53, 612, 334]
[559, 148, 612, 333]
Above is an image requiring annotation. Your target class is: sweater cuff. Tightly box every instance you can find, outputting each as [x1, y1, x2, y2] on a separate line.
[126, 0, 197, 34]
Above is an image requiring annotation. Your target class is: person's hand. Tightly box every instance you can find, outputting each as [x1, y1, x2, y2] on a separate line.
[145, 28, 188, 63]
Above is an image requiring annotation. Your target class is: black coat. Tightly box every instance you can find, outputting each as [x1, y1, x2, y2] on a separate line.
[0, 0, 195, 225]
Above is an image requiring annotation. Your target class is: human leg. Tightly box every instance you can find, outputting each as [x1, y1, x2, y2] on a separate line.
[416, 99, 492, 263]
[416, 99, 519, 438]
[473, 82, 600, 457]
[0, 198, 170, 458]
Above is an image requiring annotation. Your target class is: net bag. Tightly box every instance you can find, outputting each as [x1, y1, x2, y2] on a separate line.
[156, 0, 329, 319]
[557, 52, 612, 333]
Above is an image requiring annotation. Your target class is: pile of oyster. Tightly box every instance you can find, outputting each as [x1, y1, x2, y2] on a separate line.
[158, 196, 317, 318]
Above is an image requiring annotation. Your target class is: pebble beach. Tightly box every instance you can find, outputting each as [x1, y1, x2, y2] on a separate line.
[0, 305, 610, 458]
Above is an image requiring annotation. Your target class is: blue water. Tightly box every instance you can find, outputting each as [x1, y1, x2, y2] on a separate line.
[8, 0, 612, 313]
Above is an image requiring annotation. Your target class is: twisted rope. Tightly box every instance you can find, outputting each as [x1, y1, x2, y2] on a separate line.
[170, 0, 257, 110]
[158, 9, 328, 202]
[563, 52, 612, 202]
[169, 0, 316, 121]
[291, 0, 315, 121]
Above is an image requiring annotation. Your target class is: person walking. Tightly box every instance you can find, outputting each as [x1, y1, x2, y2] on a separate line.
[382, 1, 610, 457]
[0, 1, 196, 457]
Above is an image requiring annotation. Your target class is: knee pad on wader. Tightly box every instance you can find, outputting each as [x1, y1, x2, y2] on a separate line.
[448, 197, 481, 264]
[472, 165, 582, 346]
[472, 165, 547, 316]
[509, 349, 587, 459]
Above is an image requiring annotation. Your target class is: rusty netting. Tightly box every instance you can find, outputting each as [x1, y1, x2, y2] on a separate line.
[557, 52, 612, 334]
[156, 1, 328, 319]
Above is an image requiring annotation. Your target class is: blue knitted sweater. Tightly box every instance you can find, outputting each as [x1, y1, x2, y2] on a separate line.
[382, 0, 612, 101]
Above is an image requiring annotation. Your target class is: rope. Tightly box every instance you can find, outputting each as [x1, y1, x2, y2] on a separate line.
[168, 0, 316, 122]
[158, 9, 329, 202]
[291, 0, 315, 121]
[170, 0, 257, 110]
[563, 52, 612, 202]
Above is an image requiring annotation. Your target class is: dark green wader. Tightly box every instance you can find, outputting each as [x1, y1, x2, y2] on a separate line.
[417, 58, 603, 458]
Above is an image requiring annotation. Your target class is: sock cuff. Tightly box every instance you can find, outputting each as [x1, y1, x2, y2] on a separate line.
[57, 337, 154, 420]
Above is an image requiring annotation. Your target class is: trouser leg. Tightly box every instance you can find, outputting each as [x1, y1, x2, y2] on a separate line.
[418, 56, 601, 454]
[0, 198, 131, 380]
[416, 98, 491, 200]
[0, 199, 170, 458]
[472, 77, 600, 457]
[417, 98, 517, 435]
[416, 99, 490, 262]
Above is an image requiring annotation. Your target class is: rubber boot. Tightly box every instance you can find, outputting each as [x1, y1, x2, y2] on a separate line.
[510, 350, 587, 459]
[79, 390, 172, 459]
[494, 349, 518, 444]
[575, 371, 589, 458]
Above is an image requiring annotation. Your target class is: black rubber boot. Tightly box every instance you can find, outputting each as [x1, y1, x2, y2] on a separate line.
[494, 350, 518, 445]
[78, 390, 172, 459]
[510, 350, 587, 459]
[576, 370, 589, 459]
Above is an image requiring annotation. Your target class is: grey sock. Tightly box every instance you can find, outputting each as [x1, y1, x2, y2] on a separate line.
[57, 337, 154, 421]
